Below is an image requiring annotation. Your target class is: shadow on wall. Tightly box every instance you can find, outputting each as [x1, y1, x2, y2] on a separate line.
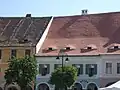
[7, 86, 18, 90]
[105, 81, 116, 87]
[4, 84, 20, 90]
[3, 83, 33, 90]
[0, 87, 3, 90]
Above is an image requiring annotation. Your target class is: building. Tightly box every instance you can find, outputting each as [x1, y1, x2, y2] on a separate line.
[35, 11, 120, 90]
[0, 14, 52, 84]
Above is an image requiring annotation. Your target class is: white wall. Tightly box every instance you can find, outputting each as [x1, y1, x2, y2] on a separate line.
[36, 54, 120, 79]
[36, 55, 102, 79]
[100, 54, 120, 78]
[36, 54, 120, 89]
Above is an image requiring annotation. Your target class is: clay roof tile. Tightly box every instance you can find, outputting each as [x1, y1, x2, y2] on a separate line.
[38, 11, 120, 56]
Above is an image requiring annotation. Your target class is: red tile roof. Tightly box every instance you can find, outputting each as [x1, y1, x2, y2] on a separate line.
[0, 16, 51, 46]
[37, 12, 120, 56]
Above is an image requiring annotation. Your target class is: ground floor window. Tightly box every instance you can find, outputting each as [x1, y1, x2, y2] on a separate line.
[87, 83, 98, 90]
[38, 83, 50, 90]
[73, 83, 83, 90]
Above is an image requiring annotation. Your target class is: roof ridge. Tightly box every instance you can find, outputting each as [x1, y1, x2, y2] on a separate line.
[54, 11, 120, 18]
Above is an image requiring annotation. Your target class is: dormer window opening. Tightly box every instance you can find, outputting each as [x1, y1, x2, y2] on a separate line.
[108, 44, 120, 50]
[87, 46, 92, 50]
[48, 47, 53, 51]
[114, 46, 119, 49]
[64, 45, 76, 51]
[24, 39, 28, 42]
[66, 47, 70, 50]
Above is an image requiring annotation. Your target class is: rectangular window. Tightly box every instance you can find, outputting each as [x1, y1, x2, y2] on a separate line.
[106, 63, 112, 74]
[117, 63, 120, 74]
[86, 64, 97, 75]
[39, 64, 50, 76]
[0, 50, 1, 59]
[11, 49, 16, 58]
[25, 49, 31, 56]
[72, 64, 83, 76]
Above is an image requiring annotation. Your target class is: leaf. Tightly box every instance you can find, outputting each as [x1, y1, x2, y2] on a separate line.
[49, 66, 77, 89]
[4, 56, 37, 88]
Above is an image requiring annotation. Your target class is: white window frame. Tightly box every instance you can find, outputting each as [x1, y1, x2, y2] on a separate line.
[106, 63, 112, 74]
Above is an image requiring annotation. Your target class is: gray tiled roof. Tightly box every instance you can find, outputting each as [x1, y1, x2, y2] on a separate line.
[0, 16, 51, 46]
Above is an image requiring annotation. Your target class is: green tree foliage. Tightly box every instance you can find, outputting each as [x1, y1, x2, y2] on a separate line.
[4, 56, 37, 90]
[49, 66, 77, 89]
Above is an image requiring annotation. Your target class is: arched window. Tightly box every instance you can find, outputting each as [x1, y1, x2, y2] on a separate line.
[73, 83, 83, 90]
[87, 83, 98, 90]
[38, 83, 50, 90]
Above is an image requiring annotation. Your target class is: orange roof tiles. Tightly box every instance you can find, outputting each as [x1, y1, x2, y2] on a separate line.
[38, 11, 120, 56]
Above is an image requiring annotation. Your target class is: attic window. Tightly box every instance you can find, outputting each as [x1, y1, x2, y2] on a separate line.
[108, 44, 120, 50]
[114, 46, 118, 49]
[44, 46, 57, 51]
[86, 44, 97, 50]
[18, 38, 30, 43]
[64, 45, 76, 51]
[66, 47, 71, 50]
[24, 39, 28, 42]
[48, 47, 53, 51]
[87, 47, 92, 50]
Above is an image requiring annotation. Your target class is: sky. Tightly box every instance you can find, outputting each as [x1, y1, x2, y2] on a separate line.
[0, 0, 120, 17]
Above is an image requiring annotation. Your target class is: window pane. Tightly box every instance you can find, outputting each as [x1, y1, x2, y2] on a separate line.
[25, 49, 31, 56]
[39, 64, 42, 74]
[117, 63, 120, 74]
[39, 64, 50, 76]
[47, 64, 50, 74]
[72, 64, 83, 75]
[11, 49, 16, 58]
[86, 64, 97, 75]
[106, 63, 112, 74]
[86, 64, 89, 74]
[94, 64, 97, 74]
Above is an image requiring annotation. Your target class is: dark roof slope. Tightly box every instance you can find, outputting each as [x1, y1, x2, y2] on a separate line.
[0, 16, 51, 46]
[38, 11, 120, 56]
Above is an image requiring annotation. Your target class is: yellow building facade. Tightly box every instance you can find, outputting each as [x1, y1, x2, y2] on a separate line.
[0, 46, 36, 72]
[0, 15, 51, 75]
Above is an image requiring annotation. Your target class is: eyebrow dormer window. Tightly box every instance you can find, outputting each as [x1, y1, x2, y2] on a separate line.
[81, 44, 97, 53]
[108, 44, 120, 50]
[114, 46, 118, 49]
[63, 45, 76, 51]
[48, 47, 53, 51]
[66, 47, 71, 50]
[87, 46, 92, 50]
[47, 46, 57, 51]
[83, 44, 97, 50]
[42, 46, 57, 53]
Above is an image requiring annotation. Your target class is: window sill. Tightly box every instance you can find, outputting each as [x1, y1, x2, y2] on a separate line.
[37, 74, 51, 77]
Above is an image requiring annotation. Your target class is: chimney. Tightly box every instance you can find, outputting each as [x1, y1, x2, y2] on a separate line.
[26, 14, 31, 17]
[81, 9, 88, 15]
